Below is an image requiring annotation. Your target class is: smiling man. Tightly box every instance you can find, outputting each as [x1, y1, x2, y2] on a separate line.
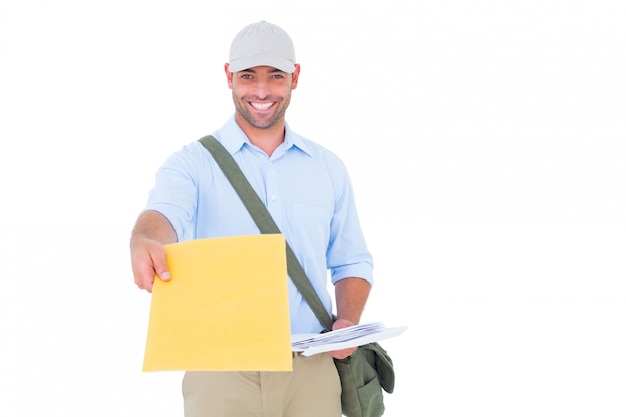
[227, 65, 298, 154]
[130, 21, 374, 417]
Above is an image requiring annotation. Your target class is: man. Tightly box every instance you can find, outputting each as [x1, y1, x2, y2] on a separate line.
[130, 21, 373, 417]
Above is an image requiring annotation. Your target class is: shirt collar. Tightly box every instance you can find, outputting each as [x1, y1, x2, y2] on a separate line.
[218, 115, 313, 157]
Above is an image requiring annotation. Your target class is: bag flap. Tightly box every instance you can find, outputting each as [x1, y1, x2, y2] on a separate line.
[363, 342, 395, 393]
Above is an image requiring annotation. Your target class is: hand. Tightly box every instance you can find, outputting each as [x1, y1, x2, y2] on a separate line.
[130, 237, 170, 293]
[326, 318, 357, 360]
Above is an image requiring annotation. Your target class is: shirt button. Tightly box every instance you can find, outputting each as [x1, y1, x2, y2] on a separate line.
[270, 194, 277, 201]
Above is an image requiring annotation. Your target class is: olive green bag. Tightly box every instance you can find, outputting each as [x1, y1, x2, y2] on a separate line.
[333, 342, 395, 417]
[199, 135, 395, 417]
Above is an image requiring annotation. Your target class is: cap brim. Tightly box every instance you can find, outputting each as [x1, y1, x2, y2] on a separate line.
[228, 56, 295, 73]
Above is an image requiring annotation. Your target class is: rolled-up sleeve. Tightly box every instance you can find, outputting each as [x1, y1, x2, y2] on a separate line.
[325, 156, 374, 286]
[145, 145, 201, 241]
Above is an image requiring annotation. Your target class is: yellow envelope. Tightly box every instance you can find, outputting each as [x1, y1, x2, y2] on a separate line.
[143, 234, 292, 372]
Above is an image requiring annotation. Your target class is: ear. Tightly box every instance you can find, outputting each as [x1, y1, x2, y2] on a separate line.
[291, 64, 301, 90]
[225, 63, 234, 89]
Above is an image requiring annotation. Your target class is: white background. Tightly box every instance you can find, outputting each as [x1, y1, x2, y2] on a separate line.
[1, 0, 625, 416]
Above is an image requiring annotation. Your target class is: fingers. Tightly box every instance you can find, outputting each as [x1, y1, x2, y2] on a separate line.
[326, 346, 357, 360]
[327, 320, 358, 359]
[134, 264, 156, 293]
[131, 238, 170, 293]
[137, 270, 170, 293]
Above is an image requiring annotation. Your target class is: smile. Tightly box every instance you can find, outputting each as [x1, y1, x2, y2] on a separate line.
[250, 101, 274, 110]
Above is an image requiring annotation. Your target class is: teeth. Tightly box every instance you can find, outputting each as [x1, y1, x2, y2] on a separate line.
[251, 102, 273, 110]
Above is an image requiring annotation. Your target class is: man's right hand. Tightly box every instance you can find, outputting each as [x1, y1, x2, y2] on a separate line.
[130, 237, 171, 293]
[129, 210, 177, 293]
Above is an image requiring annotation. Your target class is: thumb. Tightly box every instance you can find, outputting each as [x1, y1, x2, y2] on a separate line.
[151, 252, 171, 282]
[332, 318, 355, 331]
[156, 269, 172, 281]
[156, 270, 171, 281]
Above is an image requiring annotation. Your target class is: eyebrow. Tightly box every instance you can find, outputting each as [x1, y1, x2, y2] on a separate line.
[240, 68, 286, 74]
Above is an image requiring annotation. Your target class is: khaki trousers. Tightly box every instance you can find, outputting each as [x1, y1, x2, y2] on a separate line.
[182, 352, 342, 417]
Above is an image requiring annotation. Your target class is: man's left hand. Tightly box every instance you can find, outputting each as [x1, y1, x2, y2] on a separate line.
[325, 318, 357, 359]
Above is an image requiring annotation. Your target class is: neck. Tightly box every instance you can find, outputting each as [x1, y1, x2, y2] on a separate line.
[235, 115, 286, 156]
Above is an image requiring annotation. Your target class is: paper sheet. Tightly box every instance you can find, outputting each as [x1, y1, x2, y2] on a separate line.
[291, 322, 407, 356]
[142, 234, 292, 372]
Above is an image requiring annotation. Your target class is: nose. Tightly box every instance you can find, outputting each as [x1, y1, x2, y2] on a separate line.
[252, 79, 271, 99]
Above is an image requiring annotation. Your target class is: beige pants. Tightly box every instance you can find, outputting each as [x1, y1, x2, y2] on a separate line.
[182, 352, 342, 417]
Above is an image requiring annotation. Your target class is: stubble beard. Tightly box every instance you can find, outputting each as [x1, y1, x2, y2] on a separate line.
[233, 92, 291, 130]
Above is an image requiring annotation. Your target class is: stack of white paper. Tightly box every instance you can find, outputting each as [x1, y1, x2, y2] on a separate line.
[291, 322, 407, 356]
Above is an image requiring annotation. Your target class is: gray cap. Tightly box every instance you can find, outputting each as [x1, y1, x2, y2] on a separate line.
[228, 21, 296, 73]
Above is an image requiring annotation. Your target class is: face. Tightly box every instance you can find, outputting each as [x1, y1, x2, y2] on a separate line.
[226, 64, 300, 131]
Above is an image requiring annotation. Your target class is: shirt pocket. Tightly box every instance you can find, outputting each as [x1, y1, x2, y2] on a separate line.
[291, 203, 331, 248]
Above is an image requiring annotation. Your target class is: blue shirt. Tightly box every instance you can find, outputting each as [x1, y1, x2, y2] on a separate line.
[145, 116, 373, 334]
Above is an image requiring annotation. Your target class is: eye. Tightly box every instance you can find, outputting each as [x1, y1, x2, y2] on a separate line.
[240, 73, 253, 80]
[272, 73, 285, 80]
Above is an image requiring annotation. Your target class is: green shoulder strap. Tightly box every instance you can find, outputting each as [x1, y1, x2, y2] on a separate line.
[198, 135, 334, 331]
